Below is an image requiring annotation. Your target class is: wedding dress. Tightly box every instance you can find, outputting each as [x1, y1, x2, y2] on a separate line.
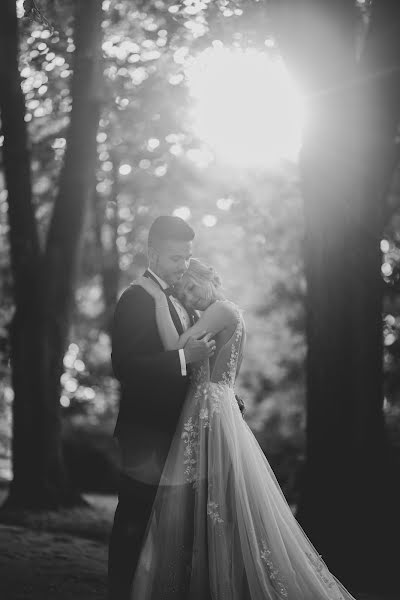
[130, 301, 357, 600]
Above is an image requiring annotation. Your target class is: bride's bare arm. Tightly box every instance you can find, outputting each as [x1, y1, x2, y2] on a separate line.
[133, 277, 233, 350]
[154, 298, 226, 350]
[132, 277, 182, 349]
[178, 301, 234, 347]
[154, 296, 181, 349]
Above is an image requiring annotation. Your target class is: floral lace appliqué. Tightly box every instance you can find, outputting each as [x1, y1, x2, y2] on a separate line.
[220, 304, 243, 388]
[181, 304, 243, 487]
[306, 552, 345, 600]
[181, 417, 199, 486]
[181, 389, 219, 486]
[180, 364, 211, 486]
[207, 501, 224, 524]
[260, 540, 288, 598]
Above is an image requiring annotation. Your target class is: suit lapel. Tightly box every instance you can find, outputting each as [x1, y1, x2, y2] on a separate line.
[144, 270, 184, 336]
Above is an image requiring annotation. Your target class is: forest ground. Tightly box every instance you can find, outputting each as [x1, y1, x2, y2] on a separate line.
[0, 485, 115, 600]
[0, 483, 397, 600]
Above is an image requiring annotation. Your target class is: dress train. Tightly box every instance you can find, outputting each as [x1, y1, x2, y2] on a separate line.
[130, 304, 357, 600]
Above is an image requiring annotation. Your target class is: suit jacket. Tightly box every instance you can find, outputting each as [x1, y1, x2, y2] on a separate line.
[111, 271, 197, 482]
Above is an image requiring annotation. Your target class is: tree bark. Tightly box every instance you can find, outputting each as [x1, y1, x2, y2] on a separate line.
[41, 0, 104, 493]
[94, 155, 121, 336]
[1, 0, 103, 509]
[0, 0, 49, 507]
[271, 0, 400, 591]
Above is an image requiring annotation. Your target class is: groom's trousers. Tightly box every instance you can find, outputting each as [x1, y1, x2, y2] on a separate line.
[108, 473, 157, 600]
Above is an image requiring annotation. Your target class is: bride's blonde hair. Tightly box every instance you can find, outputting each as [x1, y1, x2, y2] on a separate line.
[181, 258, 222, 303]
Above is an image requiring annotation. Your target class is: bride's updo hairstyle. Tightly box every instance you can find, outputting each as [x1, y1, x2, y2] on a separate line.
[182, 258, 222, 303]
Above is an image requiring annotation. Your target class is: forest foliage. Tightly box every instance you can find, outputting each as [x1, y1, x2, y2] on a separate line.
[1, 0, 400, 492]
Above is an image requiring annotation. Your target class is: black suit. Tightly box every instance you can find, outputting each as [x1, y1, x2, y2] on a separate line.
[108, 271, 195, 600]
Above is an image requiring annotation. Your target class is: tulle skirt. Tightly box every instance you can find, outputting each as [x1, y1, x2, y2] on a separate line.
[131, 368, 357, 600]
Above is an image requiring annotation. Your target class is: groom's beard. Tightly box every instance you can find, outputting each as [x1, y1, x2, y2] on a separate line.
[163, 272, 185, 286]
[153, 266, 186, 286]
[170, 272, 186, 284]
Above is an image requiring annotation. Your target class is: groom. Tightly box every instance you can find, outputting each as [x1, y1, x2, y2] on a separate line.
[108, 215, 216, 600]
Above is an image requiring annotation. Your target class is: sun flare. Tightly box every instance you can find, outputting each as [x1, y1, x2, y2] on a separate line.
[186, 44, 305, 168]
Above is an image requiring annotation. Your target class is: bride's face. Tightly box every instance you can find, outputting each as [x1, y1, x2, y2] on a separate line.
[177, 279, 211, 311]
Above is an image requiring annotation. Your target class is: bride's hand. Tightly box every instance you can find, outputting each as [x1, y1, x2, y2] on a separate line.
[135, 276, 167, 303]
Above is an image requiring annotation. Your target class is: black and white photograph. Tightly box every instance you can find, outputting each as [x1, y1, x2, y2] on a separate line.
[1, 1, 400, 599]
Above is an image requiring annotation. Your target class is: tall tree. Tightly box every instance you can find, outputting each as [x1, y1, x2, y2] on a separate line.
[271, 0, 400, 591]
[0, 0, 103, 508]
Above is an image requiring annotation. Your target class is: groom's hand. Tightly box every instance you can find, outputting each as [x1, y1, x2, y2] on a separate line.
[184, 332, 216, 364]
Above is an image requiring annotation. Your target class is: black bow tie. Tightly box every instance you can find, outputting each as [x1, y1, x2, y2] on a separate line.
[164, 286, 177, 298]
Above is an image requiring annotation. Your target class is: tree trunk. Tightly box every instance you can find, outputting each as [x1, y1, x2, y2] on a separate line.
[41, 0, 104, 492]
[1, 0, 103, 509]
[271, 0, 400, 591]
[0, 0, 50, 508]
[94, 154, 120, 336]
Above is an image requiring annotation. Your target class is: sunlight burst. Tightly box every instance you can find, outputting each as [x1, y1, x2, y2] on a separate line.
[186, 44, 305, 168]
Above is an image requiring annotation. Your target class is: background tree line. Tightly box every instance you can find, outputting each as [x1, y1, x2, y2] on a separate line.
[1, 0, 400, 593]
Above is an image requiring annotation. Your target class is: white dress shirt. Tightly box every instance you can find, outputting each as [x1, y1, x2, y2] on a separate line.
[147, 268, 189, 376]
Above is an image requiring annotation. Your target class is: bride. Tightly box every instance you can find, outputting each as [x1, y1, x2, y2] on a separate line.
[129, 258, 357, 600]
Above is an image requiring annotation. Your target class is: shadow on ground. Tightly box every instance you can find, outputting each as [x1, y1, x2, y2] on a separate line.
[0, 485, 397, 600]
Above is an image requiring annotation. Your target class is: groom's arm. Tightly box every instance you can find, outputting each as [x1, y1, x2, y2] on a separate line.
[111, 285, 184, 387]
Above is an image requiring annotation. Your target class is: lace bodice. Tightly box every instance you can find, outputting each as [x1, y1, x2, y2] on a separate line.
[209, 301, 245, 387]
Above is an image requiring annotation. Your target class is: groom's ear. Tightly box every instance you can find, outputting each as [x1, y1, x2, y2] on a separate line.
[147, 245, 157, 265]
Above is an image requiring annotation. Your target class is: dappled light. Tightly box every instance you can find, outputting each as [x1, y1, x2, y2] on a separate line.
[1, 1, 400, 597]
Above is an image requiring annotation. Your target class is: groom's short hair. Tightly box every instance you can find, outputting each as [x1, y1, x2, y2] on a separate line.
[148, 215, 195, 249]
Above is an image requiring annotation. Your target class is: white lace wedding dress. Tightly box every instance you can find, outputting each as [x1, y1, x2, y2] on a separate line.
[130, 301, 357, 600]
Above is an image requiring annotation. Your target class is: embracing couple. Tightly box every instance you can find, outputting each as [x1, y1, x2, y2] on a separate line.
[108, 216, 357, 600]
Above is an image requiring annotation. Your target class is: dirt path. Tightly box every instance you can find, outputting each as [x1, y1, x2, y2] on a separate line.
[0, 488, 397, 600]
[0, 523, 107, 600]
